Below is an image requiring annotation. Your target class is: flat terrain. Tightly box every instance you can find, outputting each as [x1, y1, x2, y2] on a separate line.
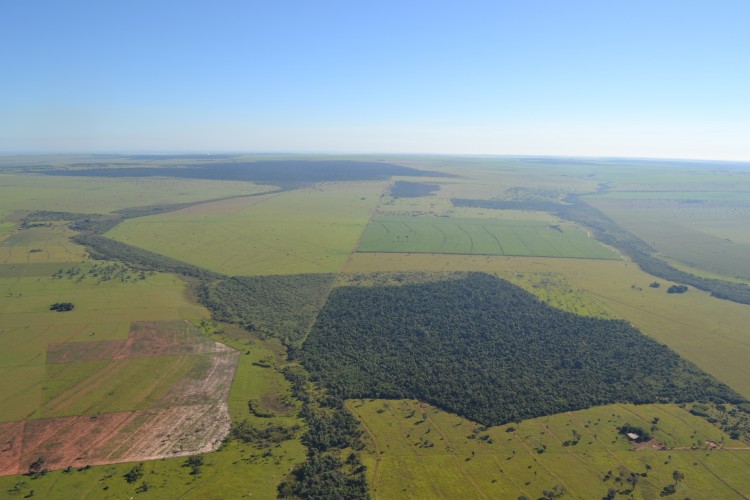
[1, 155, 750, 498]
[358, 215, 619, 259]
[0, 326, 307, 499]
[0, 173, 274, 216]
[586, 193, 750, 281]
[107, 182, 386, 275]
[349, 398, 750, 500]
[343, 254, 750, 400]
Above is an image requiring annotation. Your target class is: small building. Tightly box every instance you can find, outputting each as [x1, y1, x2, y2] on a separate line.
[626, 432, 640, 440]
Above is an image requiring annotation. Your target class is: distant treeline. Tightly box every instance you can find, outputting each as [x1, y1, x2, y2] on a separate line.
[303, 273, 743, 426]
[452, 197, 750, 306]
[390, 181, 441, 198]
[38, 160, 454, 189]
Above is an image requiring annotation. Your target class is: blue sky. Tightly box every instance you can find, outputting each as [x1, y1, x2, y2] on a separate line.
[3, 1, 749, 160]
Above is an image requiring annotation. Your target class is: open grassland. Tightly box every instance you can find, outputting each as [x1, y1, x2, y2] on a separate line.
[0, 326, 307, 499]
[106, 182, 386, 275]
[586, 195, 750, 281]
[358, 215, 620, 259]
[343, 254, 750, 399]
[0, 174, 275, 215]
[348, 399, 750, 500]
[0, 271, 205, 422]
[0, 223, 87, 265]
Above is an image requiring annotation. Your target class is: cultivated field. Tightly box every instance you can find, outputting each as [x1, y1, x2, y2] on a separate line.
[348, 399, 750, 500]
[358, 215, 619, 259]
[106, 182, 387, 275]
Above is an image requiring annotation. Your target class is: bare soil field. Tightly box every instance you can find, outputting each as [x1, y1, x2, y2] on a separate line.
[0, 402, 231, 475]
[0, 320, 237, 476]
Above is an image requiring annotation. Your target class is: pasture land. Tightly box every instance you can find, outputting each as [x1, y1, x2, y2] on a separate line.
[0, 173, 274, 216]
[0, 269, 207, 421]
[586, 194, 750, 281]
[357, 216, 620, 259]
[0, 223, 87, 265]
[343, 254, 750, 399]
[106, 182, 386, 275]
[348, 398, 750, 500]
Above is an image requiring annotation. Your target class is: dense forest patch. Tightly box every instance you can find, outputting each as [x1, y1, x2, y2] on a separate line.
[389, 181, 441, 198]
[198, 274, 336, 344]
[303, 273, 742, 426]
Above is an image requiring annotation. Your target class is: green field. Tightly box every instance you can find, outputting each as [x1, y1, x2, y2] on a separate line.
[0, 174, 275, 216]
[358, 216, 620, 259]
[0, 269, 207, 422]
[586, 195, 750, 281]
[106, 182, 386, 275]
[349, 398, 750, 500]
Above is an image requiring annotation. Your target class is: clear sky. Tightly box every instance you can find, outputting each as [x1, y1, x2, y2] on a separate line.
[3, 1, 749, 160]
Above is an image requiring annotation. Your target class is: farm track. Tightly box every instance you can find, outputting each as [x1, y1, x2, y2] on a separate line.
[419, 405, 488, 500]
[456, 224, 475, 255]
[482, 225, 505, 254]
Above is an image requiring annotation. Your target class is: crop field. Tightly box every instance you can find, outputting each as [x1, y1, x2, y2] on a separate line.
[0, 174, 275, 215]
[357, 216, 620, 259]
[343, 254, 750, 399]
[586, 194, 750, 280]
[106, 182, 386, 275]
[348, 399, 750, 500]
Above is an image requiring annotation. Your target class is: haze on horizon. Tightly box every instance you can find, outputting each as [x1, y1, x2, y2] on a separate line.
[3, 1, 750, 162]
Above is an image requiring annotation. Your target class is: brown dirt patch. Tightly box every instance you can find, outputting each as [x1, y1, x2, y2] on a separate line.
[632, 438, 665, 451]
[158, 352, 239, 407]
[0, 403, 231, 475]
[46, 340, 126, 364]
[0, 320, 239, 476]
[47, 320, 231, 364]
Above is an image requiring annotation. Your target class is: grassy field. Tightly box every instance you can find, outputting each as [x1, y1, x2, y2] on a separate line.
[0, 269, 206, 422]
[348, 398, 750, 500]
[0, 223, 88, 265]
[586, 195, 750, 281]
[106, 182, 386, 275]
[0, 174, 275, 216]
[358, 216, 620, 259]
[343, 254, 750, 400]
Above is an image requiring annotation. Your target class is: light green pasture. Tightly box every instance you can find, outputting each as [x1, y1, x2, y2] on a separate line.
[358, 216, 619, 259]
[106, 182, 386, 275]
[0, 173, 275, 214]
[349, 399, 750, 500]
[0, 270, 206, 421]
